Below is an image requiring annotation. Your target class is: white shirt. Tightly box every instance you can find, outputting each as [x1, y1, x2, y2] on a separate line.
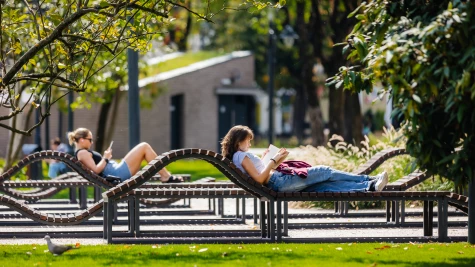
[233, 151, 265, 176]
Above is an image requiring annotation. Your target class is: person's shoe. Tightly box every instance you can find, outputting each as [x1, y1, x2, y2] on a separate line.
[374, 171, 389, 191]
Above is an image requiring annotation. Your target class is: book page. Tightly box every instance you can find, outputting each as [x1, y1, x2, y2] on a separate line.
[262, 144, 280, 166]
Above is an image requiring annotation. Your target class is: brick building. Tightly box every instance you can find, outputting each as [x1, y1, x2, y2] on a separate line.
[0, 51, 266, 158]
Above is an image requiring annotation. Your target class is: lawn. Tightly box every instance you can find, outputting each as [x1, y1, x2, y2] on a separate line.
[0, 243, 474, 266]
[141, 50, 226, 78]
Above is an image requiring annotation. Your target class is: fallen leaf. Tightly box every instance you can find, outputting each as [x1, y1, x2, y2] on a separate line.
[368, 263, 377, 267]
[429, 248, 434, 250]
[176, 253, 180, 256]
[198, 248, 208, 253]
[237, 246, 243, 249]
[348, 243, 353, 246]
[366, 251, 373, 254]
[319, 248, 323, 251]
[222, 252, 228, 257]
[26, 252, 32, 256]
[336, 247, 343, 250]
[404, 247, 408, 250]
[75, 243, 80, 248]
[33, 247, 37, 250]
[458, 251, 464, 254]
[152, 245, 157, 249]
[44, 250, 49, 253]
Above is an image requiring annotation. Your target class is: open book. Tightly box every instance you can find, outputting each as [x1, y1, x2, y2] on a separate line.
[261, 144, 280, 166]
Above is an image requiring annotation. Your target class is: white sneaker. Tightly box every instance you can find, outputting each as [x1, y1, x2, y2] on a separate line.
[374, 171, 389, 191]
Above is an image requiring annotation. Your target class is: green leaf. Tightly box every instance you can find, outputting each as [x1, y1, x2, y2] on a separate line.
[347, 4, 365, 18]
[57, 63, 66, 69]
[412, 94, 422, 103]
[99, 1, 110, 8]
[28, 59, 36, 66]
[437, 153, 456, 166]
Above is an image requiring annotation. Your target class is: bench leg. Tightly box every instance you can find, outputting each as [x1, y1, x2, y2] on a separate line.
[438, 198, 448, 241]
[103, 200, 108, 240]
[135, 196, 140, 235]
[106, 200, 114, 243]
[401, 200, 405, 224]
[283, 201, 288, 236]
[94, 186, 101, 202]
[334, 201, 339, 213]
[268, 201, 275, 242]
[395, 201, 400, 225]
[235, 198, 240, 220]
[128, 198, 134, 234]
[386, 201, 391, 223]
[260, 201, 266, 238]
[241, 197, 246, 223]
[423, 200, 434, 236]
[79, 186, 87, 210]
[253, 198, 258, 225]
[276, 200, 282, 242]
[69, 187, 77, 204]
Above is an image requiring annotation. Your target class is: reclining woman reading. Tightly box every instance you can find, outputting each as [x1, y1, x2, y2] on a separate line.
[68, 128, 183, 183]
[221, 125, 388, 192]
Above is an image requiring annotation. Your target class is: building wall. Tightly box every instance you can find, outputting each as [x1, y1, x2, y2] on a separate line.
[0, 54, 256, 159]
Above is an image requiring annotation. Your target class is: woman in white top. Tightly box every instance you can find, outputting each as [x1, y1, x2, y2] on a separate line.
[221, 125, 388, 192]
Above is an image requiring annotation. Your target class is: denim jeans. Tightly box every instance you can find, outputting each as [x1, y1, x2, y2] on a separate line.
[266, 165, 371, 192]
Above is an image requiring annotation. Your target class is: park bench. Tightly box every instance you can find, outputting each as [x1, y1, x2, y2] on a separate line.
[102, 148, 458, 244]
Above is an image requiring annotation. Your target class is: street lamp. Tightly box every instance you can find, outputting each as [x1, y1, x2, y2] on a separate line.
[267, 12, 298, 144]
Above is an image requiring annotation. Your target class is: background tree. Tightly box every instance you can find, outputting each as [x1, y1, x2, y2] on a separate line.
[0, 0, 229, 136]
[328, 0, 475, 242]
[203, 0, 363, 146]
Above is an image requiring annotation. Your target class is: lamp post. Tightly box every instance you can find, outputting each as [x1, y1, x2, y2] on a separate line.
[267, 12, 298, 144]
[128, 17, 140, 149]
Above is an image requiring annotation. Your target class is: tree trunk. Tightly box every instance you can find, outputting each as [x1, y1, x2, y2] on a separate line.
[329, 88, 346, 141]
[295, 1, 324, 146]
[308, 106, 324, 146]
[469, 174, 475, 244]
[176, 1, 192, 51]
[344, 91, 363, 145]
[95, 86, 123, 153]
[105, 87, 122, 146]
[5, 105, 34, 170]
[95, 100, 112, 153]
[292, 87, 307, 143]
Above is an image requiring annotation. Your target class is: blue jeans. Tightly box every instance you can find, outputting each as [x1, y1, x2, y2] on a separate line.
[266, 165, 371, 192]
[48, 162, 69, 178]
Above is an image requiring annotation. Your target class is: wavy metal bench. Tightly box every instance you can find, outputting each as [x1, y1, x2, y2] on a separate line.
[101, 148, 456, 243]
[0, 151, 193, 207]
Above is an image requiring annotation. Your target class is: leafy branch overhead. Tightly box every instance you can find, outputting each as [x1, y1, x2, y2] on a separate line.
[0, 0, 269, 135]
[327, 0, 475, 183]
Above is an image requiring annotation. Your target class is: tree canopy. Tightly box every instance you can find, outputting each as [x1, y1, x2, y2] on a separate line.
[0, 0, 268, 135]
[328, 0, 475, 184]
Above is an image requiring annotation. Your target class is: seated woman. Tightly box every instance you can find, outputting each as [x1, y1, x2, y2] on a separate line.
[68, 128, 183, 183]
[46, 137, 70, 178]
[221, 125, 388, 192]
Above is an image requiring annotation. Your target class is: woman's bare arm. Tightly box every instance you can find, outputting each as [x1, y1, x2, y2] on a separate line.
[241, 156, 276, 184]
[77, 150, 107, 174]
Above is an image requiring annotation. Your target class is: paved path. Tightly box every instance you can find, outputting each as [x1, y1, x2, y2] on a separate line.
[0, 198, 468, 245]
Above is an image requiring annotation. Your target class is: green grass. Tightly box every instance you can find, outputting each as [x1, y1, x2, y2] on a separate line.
[0, 243, 474, 266]
[141, 50, 227, 78]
